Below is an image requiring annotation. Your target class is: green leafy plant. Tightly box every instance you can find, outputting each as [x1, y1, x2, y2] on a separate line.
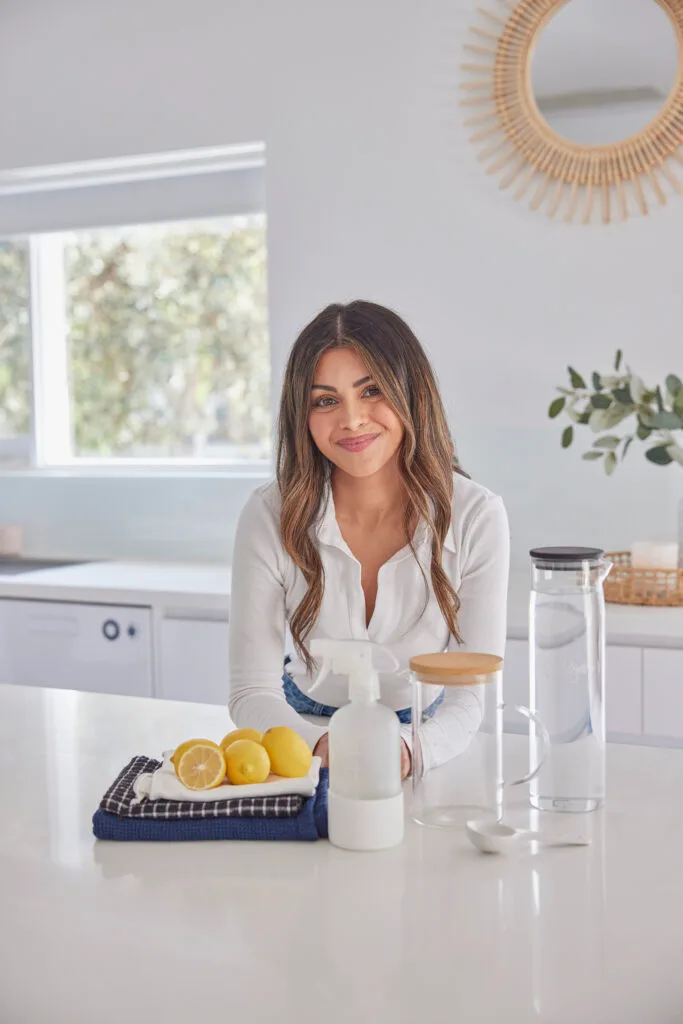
[549, 350, 683, 475]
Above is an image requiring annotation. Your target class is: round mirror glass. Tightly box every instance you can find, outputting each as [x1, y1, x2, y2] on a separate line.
[531, 0, 679, 146]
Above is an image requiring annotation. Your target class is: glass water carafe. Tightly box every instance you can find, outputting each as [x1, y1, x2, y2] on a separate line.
[410, 653, 548, 826]
[528, 546, 611, 813]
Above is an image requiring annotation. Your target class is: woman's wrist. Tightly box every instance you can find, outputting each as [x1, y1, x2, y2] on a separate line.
[401, 738, 412, 780]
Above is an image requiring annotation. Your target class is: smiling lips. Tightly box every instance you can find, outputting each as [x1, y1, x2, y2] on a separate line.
[336, 433, 380, 453]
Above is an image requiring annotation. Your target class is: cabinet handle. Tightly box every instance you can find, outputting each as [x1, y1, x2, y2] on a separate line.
[163, 608, 229, 623]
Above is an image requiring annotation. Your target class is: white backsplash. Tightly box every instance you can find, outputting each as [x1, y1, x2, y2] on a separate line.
[0, 473, 266, 563]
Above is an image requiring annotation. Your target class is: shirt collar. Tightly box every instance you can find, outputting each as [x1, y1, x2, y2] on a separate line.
[314, 484, 457, 556]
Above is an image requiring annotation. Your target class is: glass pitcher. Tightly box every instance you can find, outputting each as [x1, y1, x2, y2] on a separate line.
[409, 653, 548, 827]
[528, 546, 612, 813]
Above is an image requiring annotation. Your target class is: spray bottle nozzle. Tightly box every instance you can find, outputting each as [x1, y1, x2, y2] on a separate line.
[309, 640, 398, 703]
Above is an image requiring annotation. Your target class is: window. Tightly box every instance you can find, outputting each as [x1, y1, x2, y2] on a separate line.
[0, 145, 269, 470]
[0, 239, 32, 466]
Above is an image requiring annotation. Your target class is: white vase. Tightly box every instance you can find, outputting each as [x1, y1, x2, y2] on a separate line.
[679, 495, 683, 569]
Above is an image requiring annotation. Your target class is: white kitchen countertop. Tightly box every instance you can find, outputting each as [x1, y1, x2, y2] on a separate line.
[1, 683, 682, 1024]
[0, 559, 231, 612]
[1, 558, 681, 647]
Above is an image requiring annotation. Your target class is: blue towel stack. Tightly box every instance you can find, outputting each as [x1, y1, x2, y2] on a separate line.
[92, 758, 329, 842]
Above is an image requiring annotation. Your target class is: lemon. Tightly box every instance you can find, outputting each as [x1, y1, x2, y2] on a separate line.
[261, 727, 313, 779]
[171, 738, 215, 767]
[220, 728, 263, 751]
[175, 740, 226, 790]
[224, 739, 271, 785]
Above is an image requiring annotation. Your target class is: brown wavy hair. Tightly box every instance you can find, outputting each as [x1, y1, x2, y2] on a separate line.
[277, 300, 466, 671]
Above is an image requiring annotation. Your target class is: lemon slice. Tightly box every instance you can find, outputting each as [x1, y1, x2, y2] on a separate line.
[220, 728, 263, 751]
[175, 741, 226, 790]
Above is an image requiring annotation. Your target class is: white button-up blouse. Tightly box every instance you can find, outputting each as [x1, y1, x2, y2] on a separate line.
[228, 473, 510, 771]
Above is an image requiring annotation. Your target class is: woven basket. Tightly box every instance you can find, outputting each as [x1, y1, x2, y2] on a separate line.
[604, 552, 683, 607]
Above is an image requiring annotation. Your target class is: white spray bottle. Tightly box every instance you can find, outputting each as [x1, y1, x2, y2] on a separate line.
[310, 639, 404, 851]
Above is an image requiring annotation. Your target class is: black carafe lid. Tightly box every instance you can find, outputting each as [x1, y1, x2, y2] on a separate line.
[530, 546, 604, 566]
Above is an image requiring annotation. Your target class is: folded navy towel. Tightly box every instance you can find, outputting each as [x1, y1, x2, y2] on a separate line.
[93, 768, 329, 842]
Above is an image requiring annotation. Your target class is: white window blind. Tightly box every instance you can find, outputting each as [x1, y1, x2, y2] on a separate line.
[0, 143, 266, 236]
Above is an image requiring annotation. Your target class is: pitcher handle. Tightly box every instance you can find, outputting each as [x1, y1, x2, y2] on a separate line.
[502, 703, 550, 788]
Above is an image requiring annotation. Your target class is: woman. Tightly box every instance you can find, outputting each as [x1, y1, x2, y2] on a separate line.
[228, 300, 509, 778]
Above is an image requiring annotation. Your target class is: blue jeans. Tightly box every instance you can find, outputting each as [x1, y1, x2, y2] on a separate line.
[282, 658, 443, 724]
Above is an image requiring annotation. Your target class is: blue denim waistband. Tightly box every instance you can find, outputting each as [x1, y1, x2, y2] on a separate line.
[282, 659, 443, 725]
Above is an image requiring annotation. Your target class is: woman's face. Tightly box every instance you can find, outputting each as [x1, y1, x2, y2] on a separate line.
[308, 347, 404, 479]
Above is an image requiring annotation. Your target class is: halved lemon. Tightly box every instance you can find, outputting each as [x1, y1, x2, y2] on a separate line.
[175, 740, 226, 790]
[171, 737, 215, 767]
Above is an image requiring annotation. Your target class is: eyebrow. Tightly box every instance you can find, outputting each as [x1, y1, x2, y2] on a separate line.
[311, 376, 372, 393]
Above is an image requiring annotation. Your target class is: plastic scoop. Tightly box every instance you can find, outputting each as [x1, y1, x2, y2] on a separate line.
[466, 818, 591, 855]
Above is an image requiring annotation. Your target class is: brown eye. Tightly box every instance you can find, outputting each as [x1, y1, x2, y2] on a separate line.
[312, 395, 337, 409]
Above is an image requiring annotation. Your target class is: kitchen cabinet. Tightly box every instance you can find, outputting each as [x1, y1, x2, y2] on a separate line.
[158, 611, 229, 706]
[643, 648, 683, 741]
[0, 598, 153, 697]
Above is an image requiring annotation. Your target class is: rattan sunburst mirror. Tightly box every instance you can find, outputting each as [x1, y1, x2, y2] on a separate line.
[463, 0, 683, 223]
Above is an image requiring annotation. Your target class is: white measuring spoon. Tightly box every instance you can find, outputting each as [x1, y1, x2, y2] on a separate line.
[466, 819, 591, 855]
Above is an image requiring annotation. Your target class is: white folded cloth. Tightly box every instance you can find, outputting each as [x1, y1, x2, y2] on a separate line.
[133, 750, 322, 803]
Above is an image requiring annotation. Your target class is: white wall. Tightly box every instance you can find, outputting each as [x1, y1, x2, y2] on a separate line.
[0, 0, 681, 567]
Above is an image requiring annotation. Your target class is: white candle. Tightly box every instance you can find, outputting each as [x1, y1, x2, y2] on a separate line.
[0, 524, 22, 557]
[631, 542, 679, 571]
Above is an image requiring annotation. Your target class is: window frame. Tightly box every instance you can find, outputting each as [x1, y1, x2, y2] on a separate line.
[0, 145, 272, 478]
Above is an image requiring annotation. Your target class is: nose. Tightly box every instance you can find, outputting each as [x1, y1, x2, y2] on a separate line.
[338, 394, 369, 432]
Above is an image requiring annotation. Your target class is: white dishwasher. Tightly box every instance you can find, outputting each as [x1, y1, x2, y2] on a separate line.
[0, 598, 153, 697]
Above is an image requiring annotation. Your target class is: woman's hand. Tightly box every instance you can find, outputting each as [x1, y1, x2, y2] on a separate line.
[315, 733, 411, 779]
[313, 733, 329, 767]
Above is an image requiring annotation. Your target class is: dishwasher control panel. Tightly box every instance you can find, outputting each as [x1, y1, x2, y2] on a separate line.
[0, 599, 153, 697]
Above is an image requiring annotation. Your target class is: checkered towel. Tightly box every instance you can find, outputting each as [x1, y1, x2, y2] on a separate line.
[99, 755, 304, 820]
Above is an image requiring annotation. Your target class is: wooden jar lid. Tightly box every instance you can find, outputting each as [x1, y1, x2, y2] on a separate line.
[409, 652, 503, 686]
